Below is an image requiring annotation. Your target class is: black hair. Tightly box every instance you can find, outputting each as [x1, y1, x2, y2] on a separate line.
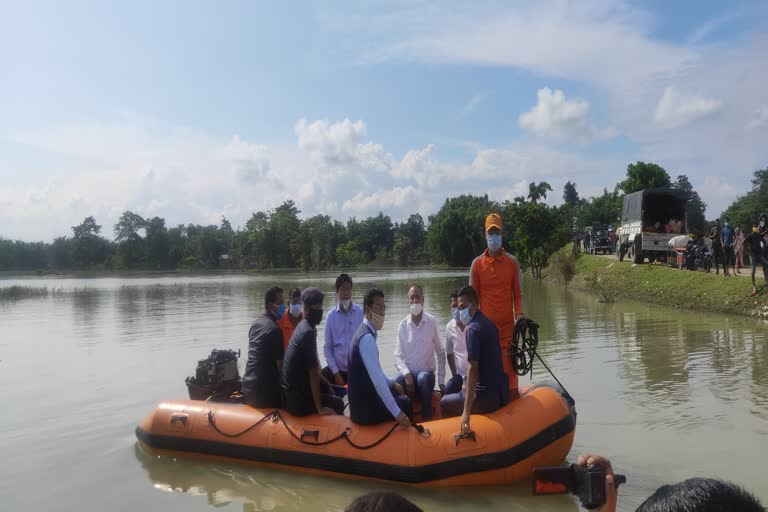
[335, 273, 353, 292]
[264, 286, 284, 311]
[457, 285, 478, 305]
[363, 288, 385, 309]
[345, 492, 422, 512]
[288, 287, 301, 300]
[450, 288, 459, 300]
[408, 284, 424, 297]
[636, 478, 764, 512]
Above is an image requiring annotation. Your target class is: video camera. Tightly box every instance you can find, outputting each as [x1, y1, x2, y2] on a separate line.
[533, 463, 627, 509]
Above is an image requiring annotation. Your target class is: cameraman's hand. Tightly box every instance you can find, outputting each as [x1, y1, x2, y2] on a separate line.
[577, 454, 617, 512]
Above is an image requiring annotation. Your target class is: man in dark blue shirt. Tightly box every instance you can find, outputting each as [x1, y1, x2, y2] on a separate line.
[282, 287, 344, 416]
[721, 219, 735, 277]
[439, 286, 509, 433]
[242, 286, 286, 408]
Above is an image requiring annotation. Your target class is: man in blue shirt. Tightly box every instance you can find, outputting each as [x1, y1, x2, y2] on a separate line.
[282, 287, 344, 417]
[347, 288, 413, 426]
[439, 286, 509, 434]
[721, 219, 735, 277]
[322, 274, 364, 386]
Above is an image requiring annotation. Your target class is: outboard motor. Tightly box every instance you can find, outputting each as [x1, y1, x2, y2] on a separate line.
[185, 349, 242, 401]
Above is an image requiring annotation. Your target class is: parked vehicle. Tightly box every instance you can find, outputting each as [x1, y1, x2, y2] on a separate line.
[685, 240, 713, 272]
[588, 225, 613, 254]
[617, 188, 689, 264]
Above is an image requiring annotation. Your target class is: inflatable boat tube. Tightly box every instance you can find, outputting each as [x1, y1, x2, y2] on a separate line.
[135, 382, 576, 486]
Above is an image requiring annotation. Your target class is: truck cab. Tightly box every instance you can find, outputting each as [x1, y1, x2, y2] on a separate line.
[588, 225, 613, 254]
[618, 188, 689, 264]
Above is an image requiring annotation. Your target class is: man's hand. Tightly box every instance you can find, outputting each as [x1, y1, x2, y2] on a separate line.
[460, 411, 471, 435]
[395, 411, 411, 428]
[576, 454, 617, 512]
[439, 384, 446, 396]
[333, 373, 344, 386]
[404, 373, 415, 398]
[392, 382, 405, 396]
[515, 313, 526, 323]
[318, 406, 336, 416]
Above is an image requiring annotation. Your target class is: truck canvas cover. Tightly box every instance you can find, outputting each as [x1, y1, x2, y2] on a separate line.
[621, 188, 689, 224]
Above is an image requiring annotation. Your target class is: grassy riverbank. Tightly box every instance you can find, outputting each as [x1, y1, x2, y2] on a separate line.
[547, 248, 768, 319]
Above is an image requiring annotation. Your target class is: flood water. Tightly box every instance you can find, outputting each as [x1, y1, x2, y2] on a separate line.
[1, 270, 766, 511]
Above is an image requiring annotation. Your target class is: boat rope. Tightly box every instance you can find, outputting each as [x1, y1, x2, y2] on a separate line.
[508, 318, 575, 407]
[207, 409, 425, 449]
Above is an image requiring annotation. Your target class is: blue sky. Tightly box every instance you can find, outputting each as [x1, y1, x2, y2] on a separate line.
[2, 0, 767, 241]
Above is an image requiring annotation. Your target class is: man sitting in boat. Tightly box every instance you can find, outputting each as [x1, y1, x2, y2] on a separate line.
[242, 285, 286, 408]
[281, 287, 345, 416]
[445, 289, 468, 396]
[440, 286, 509, 432]
[347, 288, 413, 427]
[322, 273, 364, 386]
[393, 284, 446, 421]
[277, 287, 303, 349]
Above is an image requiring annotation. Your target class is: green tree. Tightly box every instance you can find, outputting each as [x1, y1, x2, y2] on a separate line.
[145, 216, 170, 268]
[269, 200, 302, 267]
[581, 187, 623, 227]
[721, 166, 768, 233]
[619, 161, 672, 194]
[71, 216, 110, 269]
[114, 211, 147, 268]
[527, 181, 553, 203]
[427, 195, 499, 266]
[672, 175, 707, 234]
[49, 236, 73, 269]
[504, 199, 567, 278]
[563, 181, 580, 206]
[393, 214, 427, 266]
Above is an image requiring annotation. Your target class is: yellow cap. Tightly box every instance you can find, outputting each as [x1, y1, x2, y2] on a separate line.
[485, 213, 502, 232]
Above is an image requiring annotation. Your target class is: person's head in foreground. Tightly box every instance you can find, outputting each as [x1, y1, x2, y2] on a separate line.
[345, 491, 422, 512]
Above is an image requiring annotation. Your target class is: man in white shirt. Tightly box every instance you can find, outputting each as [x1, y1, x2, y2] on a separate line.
[445, 289, 468, 395]
[393, 284, 446, 421]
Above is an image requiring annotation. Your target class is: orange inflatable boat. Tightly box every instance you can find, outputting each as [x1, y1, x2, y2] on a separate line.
[135, 382, 576, 486]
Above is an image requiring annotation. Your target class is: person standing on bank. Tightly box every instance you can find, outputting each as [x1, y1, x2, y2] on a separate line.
[721, 219, 734, 277]
[347, 288, 413, 427]
[322, 273, 364, 386]
[469, 213, 525, 396]
[242, 286, 286, 408]
[440, 286, 509, 430]
[277, 287, 303, 349]
[445, 289, 468, 395]
[281, 287, 344, 417]
[393, 284, 446, 421]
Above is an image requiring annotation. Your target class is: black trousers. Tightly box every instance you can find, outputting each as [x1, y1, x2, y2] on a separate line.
[321, 367, 348, 384]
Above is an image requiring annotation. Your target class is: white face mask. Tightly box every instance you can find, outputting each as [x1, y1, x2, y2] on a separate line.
[340, 299, 351, 311]
[289, 303, 302, 317]
[370, 311, 385, 331]
[409, 303, 423, 316]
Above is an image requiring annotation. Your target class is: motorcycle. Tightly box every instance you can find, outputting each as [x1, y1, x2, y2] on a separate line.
[685, 242, 713, 272]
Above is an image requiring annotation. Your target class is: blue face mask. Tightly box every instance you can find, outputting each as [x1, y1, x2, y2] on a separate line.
[487, 234, 502, 252]
[451, 306, 459, 322]
[459, 306, 472, 326]
[274, 303, 286, 320]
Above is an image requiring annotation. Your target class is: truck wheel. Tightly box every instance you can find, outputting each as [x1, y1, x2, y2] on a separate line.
[633, 235, 643, 264]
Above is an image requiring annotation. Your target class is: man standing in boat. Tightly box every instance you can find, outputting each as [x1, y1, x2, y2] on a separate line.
[347, 288, 413, 426]
[242, 286, 286, 408]
[277, 287, 303, 349]
[393, 284, 445, 421]
[439, 286, 509, 431]
[322, 274, 364, 386]
[469, 213, 524, 396]
[281, 287, 344, 416]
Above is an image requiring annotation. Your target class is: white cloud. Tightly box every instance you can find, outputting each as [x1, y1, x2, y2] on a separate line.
[295, 118, 368, 165]
[519, 87, 616, 142]
[653, 87, 723, 128]
[458, 92, 491, 119]
[749, 106, 768, 129]
[341, 186, 421, 215]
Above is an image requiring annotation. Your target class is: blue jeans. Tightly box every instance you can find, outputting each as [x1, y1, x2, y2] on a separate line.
[445, 374, 463, 395]
[395, 371, 436, 420]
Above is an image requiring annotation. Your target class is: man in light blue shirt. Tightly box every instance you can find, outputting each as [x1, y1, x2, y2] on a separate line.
[347, 288, 413, 426]
[322, 273, 364, 386]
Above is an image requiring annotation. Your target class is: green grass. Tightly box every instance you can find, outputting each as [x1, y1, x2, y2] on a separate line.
[0, 285, 51, 302]
[545, 247, 767, 318]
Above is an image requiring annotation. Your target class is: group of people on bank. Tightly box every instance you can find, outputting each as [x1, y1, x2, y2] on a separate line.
[241, 213, 525, 433]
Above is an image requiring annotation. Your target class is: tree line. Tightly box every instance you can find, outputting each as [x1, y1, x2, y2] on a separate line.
[1, 161, 764, 274]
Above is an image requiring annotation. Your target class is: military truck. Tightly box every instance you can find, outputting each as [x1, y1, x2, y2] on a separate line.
[617, 188, 689, 264]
